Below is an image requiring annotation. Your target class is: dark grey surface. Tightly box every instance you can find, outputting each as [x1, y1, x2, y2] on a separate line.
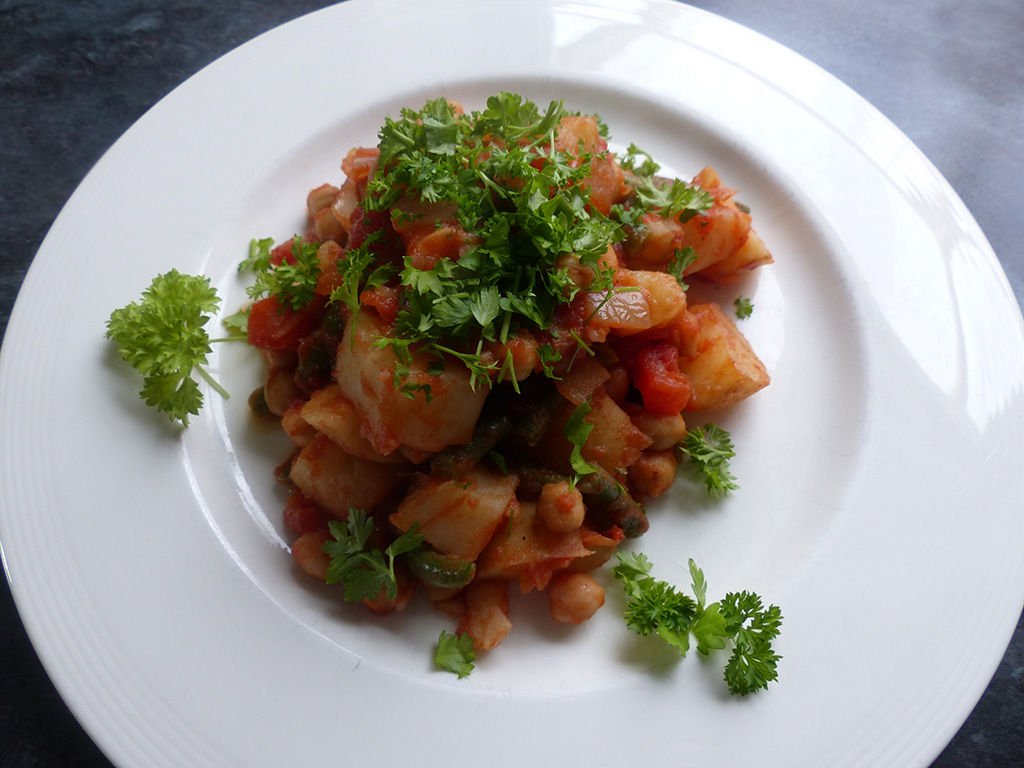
[1, 1, 1021, 766]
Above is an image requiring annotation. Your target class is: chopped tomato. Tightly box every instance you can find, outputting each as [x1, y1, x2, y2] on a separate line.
[270, 238, 296, 266]
[623, 341, 693, 414]
[359, 285, 400, 324]
[347, 207, 402, 264]
[247, 295, 325, 351]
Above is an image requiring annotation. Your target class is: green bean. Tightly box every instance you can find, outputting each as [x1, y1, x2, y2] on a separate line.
[518, 464, 649, 538]
[404, 547, 476, 589]
[509, 385, 563, 446]
[429, 407, 512, 479]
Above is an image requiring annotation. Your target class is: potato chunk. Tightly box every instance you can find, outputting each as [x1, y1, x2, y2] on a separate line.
[289, 434, 404, 517]
[390, 467, 517, 561]
[334, 311, 488, 455]
[678, 303, 769, 411]
[476, 500, 593, 593]
[300, 383, 405, 463]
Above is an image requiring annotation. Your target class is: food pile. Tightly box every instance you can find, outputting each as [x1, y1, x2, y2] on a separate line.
[244, 94, 771, 648]
[107, 93, 779, 689]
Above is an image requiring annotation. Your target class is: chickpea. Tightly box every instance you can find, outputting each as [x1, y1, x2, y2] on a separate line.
[629, 409, 687, 450]
[537, 481, 585, 533]
[628, 449, 678, 499]
[548, 572, 606, 625]
[291, 531, 332, 581]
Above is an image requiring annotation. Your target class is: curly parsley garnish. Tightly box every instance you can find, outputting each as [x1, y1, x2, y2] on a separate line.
[239, 236, 322, 311]
[678, 423, 739, 497]
[612, 553, 782, 695]
[105, 270, 232, 426]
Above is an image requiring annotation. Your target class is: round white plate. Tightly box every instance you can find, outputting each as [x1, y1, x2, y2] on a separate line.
[2, 1, 1022, 766]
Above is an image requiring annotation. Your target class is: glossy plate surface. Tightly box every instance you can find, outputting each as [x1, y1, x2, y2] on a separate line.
[2, 1, 1023, 766]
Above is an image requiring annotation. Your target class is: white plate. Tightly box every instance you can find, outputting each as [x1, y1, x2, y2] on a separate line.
[2, 1, 1023, 766]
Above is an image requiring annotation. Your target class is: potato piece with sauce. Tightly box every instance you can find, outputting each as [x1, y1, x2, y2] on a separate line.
[289, 433, 405, 518]
[678, 303, 769, 411]
[390, 467, 517, 562]
[334, 311, 488, 456]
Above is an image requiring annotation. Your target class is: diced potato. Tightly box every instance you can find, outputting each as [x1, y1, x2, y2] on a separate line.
[628, 212, 684, 267]
[300, 384, 406, 463]
[582, 154, 627, 216]
[533, 390, 652, 478]
[457, 579, 513, 651]
[555, 356, 610, 405]
[616, 268, 687, 330]
[390, 467, 517, 561]
[698, 229, 774, 284]
[281, 401, 317, 447]
[476, 500, 593, 593]
[677, 303, 770, 411]
[582, 390, 653, 475]
[289, 434, 404, 517]
[334, 311, 488, 455]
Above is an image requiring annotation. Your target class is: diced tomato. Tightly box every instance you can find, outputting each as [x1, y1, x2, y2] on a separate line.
[623, 341, 693, 414]
[359, 285, 400, 324]
[347, 207, 402, 263]
[270, 239, 296, 266]
[247, 295, 325, 351]
[283, 490, 330, 536]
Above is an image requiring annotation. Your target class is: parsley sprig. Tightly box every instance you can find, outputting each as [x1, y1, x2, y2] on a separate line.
[105, 270, 231, 426]
[678, 423, 739, 497]
[612, 553, 782, 695]
[323, 509, 424, 602]
[563, 398, 599, 485]
[238, 236, 322, 311]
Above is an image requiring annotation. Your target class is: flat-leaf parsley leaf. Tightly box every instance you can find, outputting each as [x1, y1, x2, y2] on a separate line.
[435, 630, 476, 678]
[323, 509, 424, 602]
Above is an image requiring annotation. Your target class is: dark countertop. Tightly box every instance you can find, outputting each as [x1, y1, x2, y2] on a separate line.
[1, 1, 1021, 765]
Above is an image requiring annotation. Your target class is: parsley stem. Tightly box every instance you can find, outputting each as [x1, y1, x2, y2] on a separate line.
[195, 366, 229, 400]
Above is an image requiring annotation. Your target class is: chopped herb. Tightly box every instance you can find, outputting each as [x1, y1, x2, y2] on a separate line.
[666, 246, 697, 290]
[678, 423, 738, 497]
[563, 398, 598, 484]
[435, 630, 476, 678]
[734, 296, 753, 319]
[241, 236, 322, 311]
[323, 509, 423, 602]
